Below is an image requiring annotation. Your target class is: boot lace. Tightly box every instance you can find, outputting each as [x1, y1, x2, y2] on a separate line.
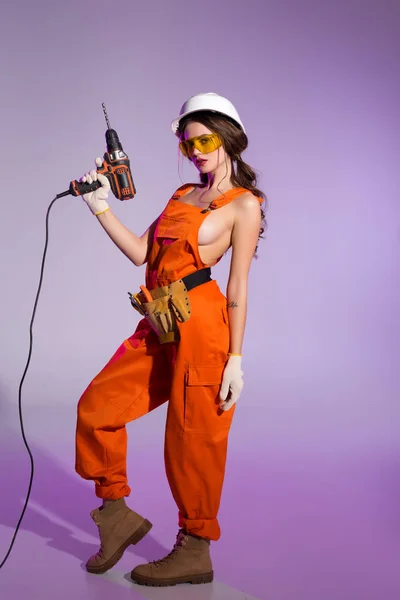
[152, 529, 188, 569]
[93, 515, 105, 557]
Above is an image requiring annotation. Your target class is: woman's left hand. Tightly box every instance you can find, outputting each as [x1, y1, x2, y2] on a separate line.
[219, 355, 244, 411]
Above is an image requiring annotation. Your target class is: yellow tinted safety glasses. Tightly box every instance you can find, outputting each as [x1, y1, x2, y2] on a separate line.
[179, 133, 222, 157]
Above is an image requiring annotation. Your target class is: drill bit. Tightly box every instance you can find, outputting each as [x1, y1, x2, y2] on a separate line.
[102, 102, 111, 130]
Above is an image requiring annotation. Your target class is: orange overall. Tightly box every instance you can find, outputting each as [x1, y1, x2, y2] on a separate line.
[75, 183, 258, 541]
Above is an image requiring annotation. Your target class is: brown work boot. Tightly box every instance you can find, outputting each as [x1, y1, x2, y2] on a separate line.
[130, 529, 213, 586]
[86, 498, 152, 574]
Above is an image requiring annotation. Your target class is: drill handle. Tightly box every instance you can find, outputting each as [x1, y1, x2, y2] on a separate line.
[69, 157, 108, 197]
[69, 177, 102, 197]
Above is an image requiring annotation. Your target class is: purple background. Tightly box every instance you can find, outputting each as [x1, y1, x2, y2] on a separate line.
[1, 1, 399, 599]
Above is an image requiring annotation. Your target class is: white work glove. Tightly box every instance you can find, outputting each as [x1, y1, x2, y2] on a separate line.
[219, 355, 244, 411]
[80, 157, 111, 216]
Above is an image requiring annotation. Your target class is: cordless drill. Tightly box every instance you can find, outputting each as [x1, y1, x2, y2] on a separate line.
[57, 103, 136, 200]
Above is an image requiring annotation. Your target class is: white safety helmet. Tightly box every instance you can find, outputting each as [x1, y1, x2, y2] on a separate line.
[171, 92, 246, 136]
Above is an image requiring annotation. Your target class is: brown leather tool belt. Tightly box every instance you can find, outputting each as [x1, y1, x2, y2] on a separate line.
[128, 268, 212, 344]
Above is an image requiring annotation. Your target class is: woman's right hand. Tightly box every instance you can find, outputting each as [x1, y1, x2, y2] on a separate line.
[80, 157, 111, 216]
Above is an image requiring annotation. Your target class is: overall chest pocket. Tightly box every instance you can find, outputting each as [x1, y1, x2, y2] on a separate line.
[154, 216, 191, 262]
[156, 215, 190, 240]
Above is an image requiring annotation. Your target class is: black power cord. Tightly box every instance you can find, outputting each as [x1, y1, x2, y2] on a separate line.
[0, 196, 60, 570]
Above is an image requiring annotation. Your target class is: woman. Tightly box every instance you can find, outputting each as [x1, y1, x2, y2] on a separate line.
[75, 92, 266, 587]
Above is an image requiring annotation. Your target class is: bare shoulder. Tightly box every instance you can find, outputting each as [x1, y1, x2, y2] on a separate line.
[233, 191, 262, 215]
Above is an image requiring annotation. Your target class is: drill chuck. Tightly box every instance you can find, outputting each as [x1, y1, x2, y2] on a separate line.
[106, 128, 123, 153]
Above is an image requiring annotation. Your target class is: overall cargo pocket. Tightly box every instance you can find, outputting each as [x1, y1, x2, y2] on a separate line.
[183, 363, 234, 433]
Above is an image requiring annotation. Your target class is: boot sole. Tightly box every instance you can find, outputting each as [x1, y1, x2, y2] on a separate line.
[86, 519, 153, 575]
[130, 570, 214, 586]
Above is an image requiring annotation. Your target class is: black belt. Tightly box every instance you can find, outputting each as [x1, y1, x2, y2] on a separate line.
[181, 268, 212, 291]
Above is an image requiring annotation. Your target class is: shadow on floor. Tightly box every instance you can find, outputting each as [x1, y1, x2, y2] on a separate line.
[0, 417, 169, 569]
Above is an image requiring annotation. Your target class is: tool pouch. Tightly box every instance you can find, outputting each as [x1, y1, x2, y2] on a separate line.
[137, 280, 192, 344]
[142, 294, 177, 344]
[168, 280, 192, 323]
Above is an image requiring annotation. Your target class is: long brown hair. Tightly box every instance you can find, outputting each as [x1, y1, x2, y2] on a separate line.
[177, 110, 268, 256]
